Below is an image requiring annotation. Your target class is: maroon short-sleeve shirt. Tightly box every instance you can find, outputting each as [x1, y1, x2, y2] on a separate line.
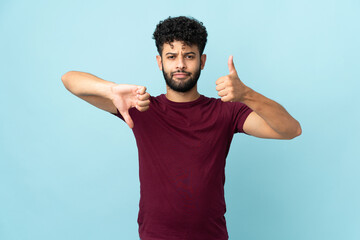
[112, 94, 253, 240]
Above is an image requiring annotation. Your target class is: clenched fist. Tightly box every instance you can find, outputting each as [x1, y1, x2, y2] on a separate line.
[111, 84, 150, 128]
[215, 56, 249, 102]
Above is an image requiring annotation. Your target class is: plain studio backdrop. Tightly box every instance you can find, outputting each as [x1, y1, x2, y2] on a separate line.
[0, 0, 359, 239]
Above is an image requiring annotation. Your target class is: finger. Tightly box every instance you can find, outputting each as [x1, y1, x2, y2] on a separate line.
[228, 55, 237, 75]
[131, 86, 140, 95]
[217, 89, 228, 97]
[137, 99, 150, 107]
[120, 110, 134, 128]
[137, 92, 150, 101]
[215, 77, 225, 85]
[221, 95, 232, 102]
[215, 83, 226, 91]
[136, 86, 147, 95]
[136, 105, 149, 112]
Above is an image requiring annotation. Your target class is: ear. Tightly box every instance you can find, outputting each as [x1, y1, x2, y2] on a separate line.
[200, 54, 207, 70]
[156, 55, 162, 71]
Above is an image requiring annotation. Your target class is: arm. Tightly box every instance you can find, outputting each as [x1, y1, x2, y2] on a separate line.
[216, 56, 302, 139]
[61, 71, 150, 128]
[241, 89, 301, 139]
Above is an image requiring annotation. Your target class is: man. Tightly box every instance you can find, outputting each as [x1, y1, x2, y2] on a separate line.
[62, 16, 301, 240]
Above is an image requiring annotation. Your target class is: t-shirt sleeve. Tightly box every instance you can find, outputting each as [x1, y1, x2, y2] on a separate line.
[232, 102, 253, 134]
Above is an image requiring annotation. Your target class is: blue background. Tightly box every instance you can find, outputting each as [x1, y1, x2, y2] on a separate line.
[1, 0, 359, 239]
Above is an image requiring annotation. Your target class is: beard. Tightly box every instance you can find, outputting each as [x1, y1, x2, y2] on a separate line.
[162, 63, 202, 93]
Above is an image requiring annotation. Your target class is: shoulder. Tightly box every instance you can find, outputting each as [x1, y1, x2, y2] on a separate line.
[148, 94, 166, 104]
[201, 95, 223, 106]
[202, 95, 248, 110]
[203, 95, 253, 121]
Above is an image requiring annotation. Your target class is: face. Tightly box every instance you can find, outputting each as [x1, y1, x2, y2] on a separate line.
[156, 41, 206, 92]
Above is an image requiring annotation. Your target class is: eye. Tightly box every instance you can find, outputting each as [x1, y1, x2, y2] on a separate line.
[186, 55, 194, 59]
[167, 55, 175, 59]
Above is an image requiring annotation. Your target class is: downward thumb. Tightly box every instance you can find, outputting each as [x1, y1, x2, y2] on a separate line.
[120, 110, 134, 129]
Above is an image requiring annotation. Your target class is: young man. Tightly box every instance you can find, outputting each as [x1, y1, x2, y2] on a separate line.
[62, 16, 301, 240]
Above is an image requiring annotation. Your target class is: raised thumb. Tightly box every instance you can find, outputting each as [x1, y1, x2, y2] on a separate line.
[228, 55, 237, 75]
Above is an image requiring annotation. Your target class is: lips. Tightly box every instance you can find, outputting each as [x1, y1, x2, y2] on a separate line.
[173, 73, 189, 78]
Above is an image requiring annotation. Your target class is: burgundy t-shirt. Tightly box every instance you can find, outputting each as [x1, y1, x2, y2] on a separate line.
[112, 94, 253, 240]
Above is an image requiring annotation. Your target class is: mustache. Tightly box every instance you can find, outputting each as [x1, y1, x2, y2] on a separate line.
[171, 71, 191, 76]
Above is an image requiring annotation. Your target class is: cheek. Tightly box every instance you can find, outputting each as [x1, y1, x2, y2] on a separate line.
[162, 63, 173, 73]
[192, 62, 201, 71]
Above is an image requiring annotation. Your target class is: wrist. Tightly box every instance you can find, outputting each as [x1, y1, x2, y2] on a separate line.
[108, 82, 118, 101]
[238, 86, 253, 103]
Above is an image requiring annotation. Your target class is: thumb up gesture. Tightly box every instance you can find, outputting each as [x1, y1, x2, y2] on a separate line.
[215, 56, 248, 102]
[111, 84, 150, 128]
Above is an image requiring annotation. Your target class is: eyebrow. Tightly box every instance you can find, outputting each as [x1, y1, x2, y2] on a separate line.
[165, 52, 197, 55]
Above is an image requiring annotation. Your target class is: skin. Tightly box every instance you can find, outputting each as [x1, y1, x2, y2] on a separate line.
[111, 84, 150, 128]
[61, 71, 150, 128]
[156, 40, 301, 139]
[216, 55, 302, 139]
[62, 40, 301, 138]
[156, 41, 206, 102]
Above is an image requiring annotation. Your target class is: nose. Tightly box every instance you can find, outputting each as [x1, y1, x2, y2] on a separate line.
[176, 57, 186, 70]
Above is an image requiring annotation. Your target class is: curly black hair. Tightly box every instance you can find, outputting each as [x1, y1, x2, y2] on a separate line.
[153, 16, 208, 56]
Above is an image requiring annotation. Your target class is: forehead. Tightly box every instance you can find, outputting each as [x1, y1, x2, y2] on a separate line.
[162, 40, 199, 53]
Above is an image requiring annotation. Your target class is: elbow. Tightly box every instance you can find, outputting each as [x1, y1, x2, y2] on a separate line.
[287, 122, 302, 139]
[295, 121, 302, 138]
[296, 124, 302, 137]
[61, 71, 75, 85]
[61, 71, 80, 91]
[61, 71, 69, 86]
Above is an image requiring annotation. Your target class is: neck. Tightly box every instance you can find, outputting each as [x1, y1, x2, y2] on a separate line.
[165, 85, 200, 102]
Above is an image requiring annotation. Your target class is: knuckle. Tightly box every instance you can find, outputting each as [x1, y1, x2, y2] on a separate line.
[141, 106, 149, 112]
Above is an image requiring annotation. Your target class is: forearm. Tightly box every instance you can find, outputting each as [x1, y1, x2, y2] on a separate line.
[242, 87, 301, 138]
[61, 71, 116, 99]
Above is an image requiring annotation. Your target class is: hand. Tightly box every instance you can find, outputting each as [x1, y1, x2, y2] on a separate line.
[111, 84, 150, 128]
[215, 55, 249, 102]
